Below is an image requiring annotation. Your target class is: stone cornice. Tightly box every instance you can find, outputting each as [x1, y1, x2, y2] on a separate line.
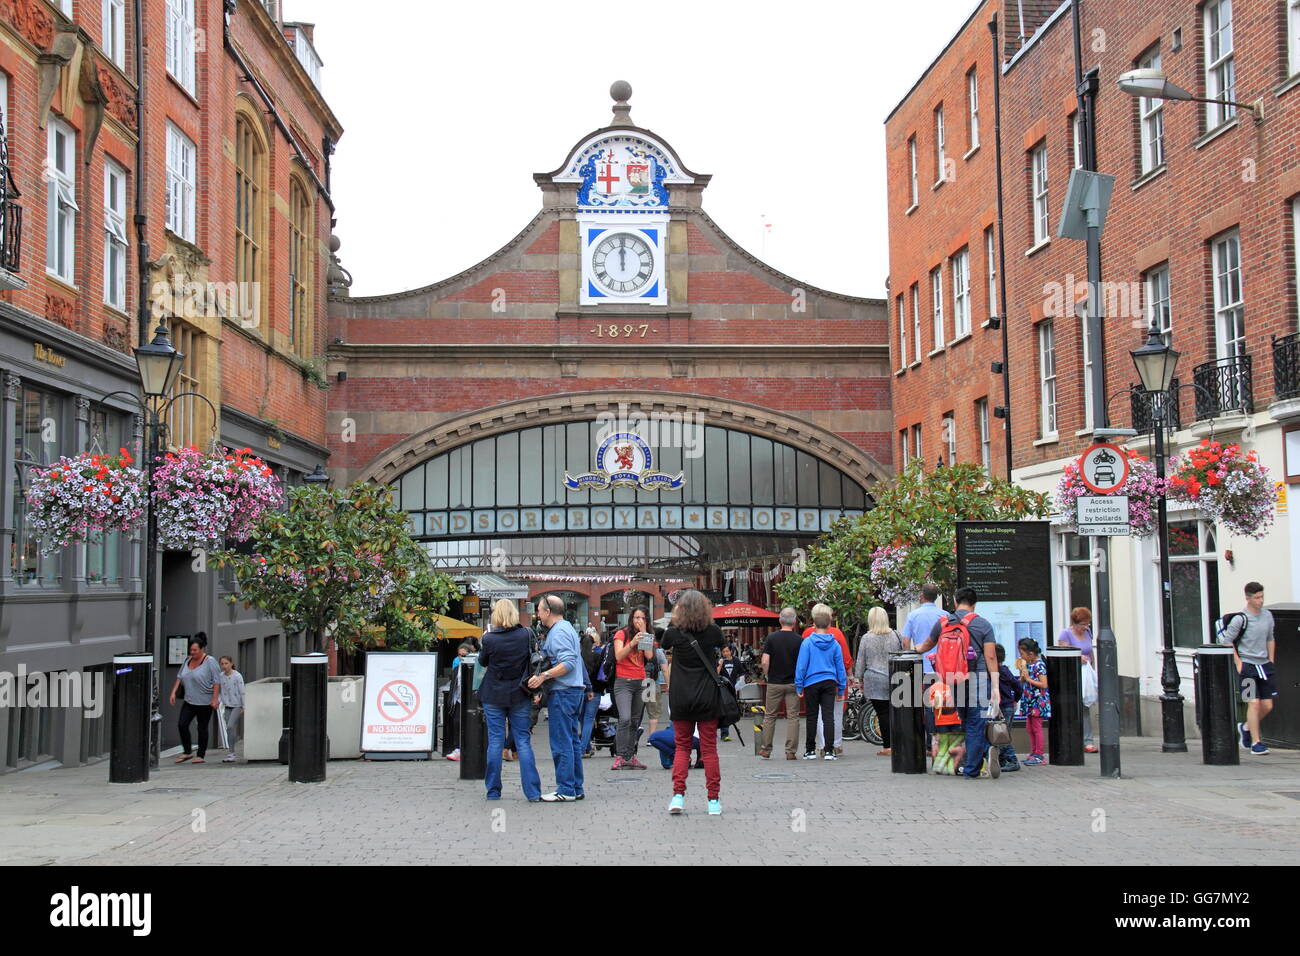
[328, 342, 890, 362]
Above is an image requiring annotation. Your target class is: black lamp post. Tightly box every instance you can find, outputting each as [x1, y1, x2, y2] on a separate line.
[133, 320, 185, 769]
[302, 464, 330, 487]
[1130, 322, 1188, 753]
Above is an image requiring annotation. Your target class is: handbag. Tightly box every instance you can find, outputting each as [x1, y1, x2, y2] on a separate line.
[1080, 661, 1098, 707]
[519, 632, 550, 696]
[688, 637, 743, 737]
[985, 704, 1012, 746]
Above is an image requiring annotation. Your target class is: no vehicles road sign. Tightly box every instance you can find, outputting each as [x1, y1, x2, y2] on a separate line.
[377, 680, 420, 722]
[1077, 442, 1129, 494]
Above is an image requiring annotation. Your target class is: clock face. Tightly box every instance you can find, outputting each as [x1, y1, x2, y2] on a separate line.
[591, 233, 654, 294]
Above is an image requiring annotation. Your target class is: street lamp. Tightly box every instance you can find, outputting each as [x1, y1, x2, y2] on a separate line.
[1129, 322, 1188, 753]
[302, 464, 331, 486]
[134, 321, 185, 398]
[1116, 68, 1261, 119]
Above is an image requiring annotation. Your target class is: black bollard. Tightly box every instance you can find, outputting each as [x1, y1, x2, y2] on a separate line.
[1045, 647, 1084, 766]
[890, 652, 926, 773]
[458, 653, 486, 780]
[109, 653, 153, 783]
[1195, 644, 1239, 766]
[288, 653, 328, 783]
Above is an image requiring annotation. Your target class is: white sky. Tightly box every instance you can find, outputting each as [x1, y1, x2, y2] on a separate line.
[302, 0, 981, 300]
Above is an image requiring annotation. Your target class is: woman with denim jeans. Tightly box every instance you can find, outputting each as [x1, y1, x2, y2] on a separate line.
[478, 599, 542, 801]
[611, 607, 652, 769]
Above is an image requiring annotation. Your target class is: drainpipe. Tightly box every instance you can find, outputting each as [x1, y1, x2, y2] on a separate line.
[989, 13, 1012, 481]
[133, 0, 148, 345]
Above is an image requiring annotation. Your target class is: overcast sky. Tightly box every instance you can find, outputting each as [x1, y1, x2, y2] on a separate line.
[301, 0, 981, 300]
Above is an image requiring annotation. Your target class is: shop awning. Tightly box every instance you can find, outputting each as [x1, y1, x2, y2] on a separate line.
[434, 615, 483, 641]
[460, 572, 529, 601]
[712, 602, 780, 627]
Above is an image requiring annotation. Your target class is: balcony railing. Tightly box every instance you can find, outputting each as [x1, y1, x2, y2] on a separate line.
[1275, 333, 1300, 403]
[1193, 354, 1253, 421]
[1131, 378, 1181, 433]
[0, 197, 21, 273]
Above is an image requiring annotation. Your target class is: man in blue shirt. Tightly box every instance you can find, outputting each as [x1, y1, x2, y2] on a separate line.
[528, 594, 588, 802]
[902, 584, 945, 674]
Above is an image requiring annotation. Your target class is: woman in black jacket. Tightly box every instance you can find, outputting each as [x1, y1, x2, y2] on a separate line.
[478, 599, 542, 801]
[660, 589, 725, 816]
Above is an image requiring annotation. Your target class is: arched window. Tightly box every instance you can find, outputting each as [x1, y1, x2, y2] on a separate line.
[288, 177, 312, 353]
[234, 113, 264, 326]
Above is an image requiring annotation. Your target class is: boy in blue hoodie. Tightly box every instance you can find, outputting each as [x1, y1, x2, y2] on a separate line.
[795, 604, 848, 760]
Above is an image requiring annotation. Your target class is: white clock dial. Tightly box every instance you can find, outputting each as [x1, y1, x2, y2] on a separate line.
[592, 233, 654, 294]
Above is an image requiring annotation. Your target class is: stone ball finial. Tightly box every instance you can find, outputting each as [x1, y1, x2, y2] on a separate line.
[610, 80, 634, 126]
[610, 80, 632, 103]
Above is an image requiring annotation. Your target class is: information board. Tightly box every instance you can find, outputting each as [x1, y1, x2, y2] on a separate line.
[360, 652, 438, 756]
[956, 521, 1052, 662]
[1077, 495, 1131, 535]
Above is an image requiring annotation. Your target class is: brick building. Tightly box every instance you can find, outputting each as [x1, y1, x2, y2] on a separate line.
[327, 83, 892, 627]
[0, 0, 341, 770]
[886, 0, 1300, 732]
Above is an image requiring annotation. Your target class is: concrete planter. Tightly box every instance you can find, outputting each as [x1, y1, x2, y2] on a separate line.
[245, 675, 365, 760]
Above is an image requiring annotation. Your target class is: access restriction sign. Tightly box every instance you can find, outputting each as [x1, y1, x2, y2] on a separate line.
[360, 652, 437, 757]
[1077, 495, 1130, 536]
[1077, 442, 1129, 494]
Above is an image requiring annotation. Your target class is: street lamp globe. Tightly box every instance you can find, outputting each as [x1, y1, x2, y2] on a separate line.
[134, 321, 185, 398]
[303, 464, 331, 486]
[1116, 68, 1194, 102]
[1131, 324, 1181, 394]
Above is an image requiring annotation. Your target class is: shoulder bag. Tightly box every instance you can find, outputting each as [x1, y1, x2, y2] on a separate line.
[688, 637, 743, 738]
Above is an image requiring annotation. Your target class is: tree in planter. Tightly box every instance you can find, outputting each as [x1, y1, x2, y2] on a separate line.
[778, 461, 1049, 623]
[214, 482, 460, 652]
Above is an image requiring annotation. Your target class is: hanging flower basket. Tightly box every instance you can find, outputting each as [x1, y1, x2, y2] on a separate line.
[869, 544, 920, 607]
[1167, 440, 1274, 539]
[1053, 449, 1165, 537]
[152, 446, 283, 550]
[25, 448, 146, 553]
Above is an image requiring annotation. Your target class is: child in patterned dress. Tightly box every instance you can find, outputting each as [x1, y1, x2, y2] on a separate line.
[1015, 638, 1050, 765]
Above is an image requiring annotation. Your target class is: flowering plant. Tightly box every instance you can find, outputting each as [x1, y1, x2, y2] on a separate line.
[869, 544, 921, 607]
[25, 448, 146, 553]
[1167, 440, 1274, 539]
[152, 446, 282, 550]
[1053, 449, 1165, 537]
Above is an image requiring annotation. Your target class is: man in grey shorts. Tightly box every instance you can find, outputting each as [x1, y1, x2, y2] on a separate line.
[1223, 582, 1277, 755]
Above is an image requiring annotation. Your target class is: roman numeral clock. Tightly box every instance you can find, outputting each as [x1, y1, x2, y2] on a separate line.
[579, 220, 667, 305]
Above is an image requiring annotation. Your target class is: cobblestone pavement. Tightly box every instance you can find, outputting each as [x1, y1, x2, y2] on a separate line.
[2, 736, 1297, 866]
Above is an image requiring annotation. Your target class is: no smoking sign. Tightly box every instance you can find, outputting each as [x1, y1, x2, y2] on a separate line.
[376, 680, 420, 722]
[1077, 442, 1129, 494]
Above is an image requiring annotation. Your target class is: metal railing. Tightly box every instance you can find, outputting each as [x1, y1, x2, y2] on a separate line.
[1130, 378, 1181, 433]
[1274, 333, 1300, 403]
[0, 197, 21, 272]
[1192, 355, 1253, 420]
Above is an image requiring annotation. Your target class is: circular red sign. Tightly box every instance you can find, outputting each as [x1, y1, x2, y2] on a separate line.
[376, 680, 420, 722]
[1077, 442, 1130, 495]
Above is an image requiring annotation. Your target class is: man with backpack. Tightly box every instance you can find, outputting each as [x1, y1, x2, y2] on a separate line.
[1221, 582, 1277, 755]
[914, 587, 1000, 779]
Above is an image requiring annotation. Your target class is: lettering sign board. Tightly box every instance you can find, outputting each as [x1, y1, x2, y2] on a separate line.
[1077, 495, 1131, 536]
[957, 521, 1052, 663]
[360, 652, 437, 758]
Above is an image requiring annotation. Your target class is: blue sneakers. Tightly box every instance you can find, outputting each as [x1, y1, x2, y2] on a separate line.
[1239, 722, 1252, 749]
[707, 799, 722, 815]
[668, 794, 685, 814]
[1250, 742, 1269, 755]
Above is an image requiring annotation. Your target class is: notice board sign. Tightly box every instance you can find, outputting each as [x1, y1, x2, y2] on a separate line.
[1077, 495, 1130, 535]
[957, 521, 1052, 662]
[360, 652, 437, 757]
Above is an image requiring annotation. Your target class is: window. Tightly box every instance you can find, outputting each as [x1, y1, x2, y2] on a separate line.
[942, 411, 956, 465]
[166, 0, 196, 94]
[86, 404, 126, 585]
[1038, 320, 1057, 437]
[234, 115, 263, 324]
[1290, 0, 1300, 78]
[966, 68, 979, 151]
[1294, 202, 1300, 328]
[1212, 231, 1244, 359]
[911, 282, 921, 361]
[13, 386, 66, 585]
[952, 247, 970, 337]
[900, 430, 909, 467]
[934, 105, 946, 183]
[1071, 111, 1084, 170]
[1059, 532, 1098, 635]
[1138, 46, 1165, 173]
[1145, 264, 1171, 345]
[1080, 311, 1094, 431]
[104, 161, 127, 311]
[975, 398, 990, 470]
[56, 0, 72, 13]
[45, 118, 78, 282]
[102, 0, 126, 68]
[911, 424, 922, 466]
[1204, 0, 1235, 128]
[908, 135, 918, 207]
[165, 123, 196, 242]
[166, 322, 203, 449]
[1031, 142, 1049, 246]
[930, 267, 944, 349]
[896, 293, 907, 368]
[1168, 520, 1220, 649]
[288, 178, 312, 353]
[291, 27, 323, 89]
[985, 226, 998, 319]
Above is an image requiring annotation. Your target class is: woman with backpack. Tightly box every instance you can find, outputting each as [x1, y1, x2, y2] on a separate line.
[610, 606, 653, 769]
[853, 606, 904, 756]
[661, 590, 727, 815]
[478, 599, 543, 801]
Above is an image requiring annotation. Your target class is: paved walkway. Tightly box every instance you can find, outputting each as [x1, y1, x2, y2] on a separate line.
[1, 737, 1296, 865]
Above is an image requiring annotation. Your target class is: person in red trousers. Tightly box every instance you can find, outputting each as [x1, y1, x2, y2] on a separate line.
[660, 589, 726, 816]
